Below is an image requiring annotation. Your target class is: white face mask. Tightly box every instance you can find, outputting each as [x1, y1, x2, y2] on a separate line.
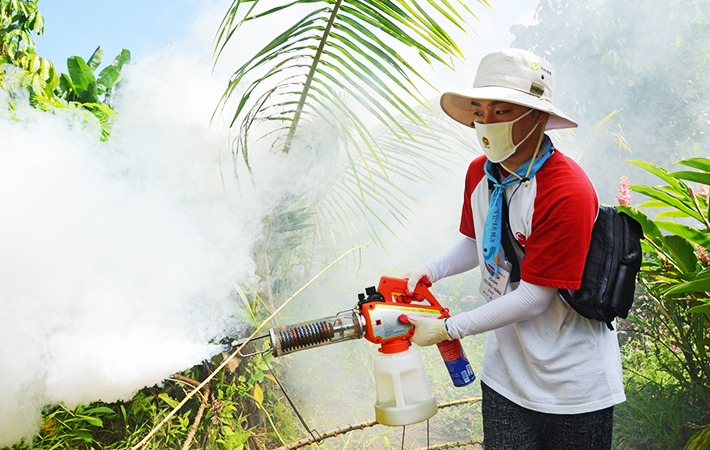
[475, 108, 539, 163]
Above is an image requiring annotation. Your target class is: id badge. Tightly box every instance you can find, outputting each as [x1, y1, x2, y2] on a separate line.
[479, 260, 512, 301]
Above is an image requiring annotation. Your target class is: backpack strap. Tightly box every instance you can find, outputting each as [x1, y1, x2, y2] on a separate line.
[500, 195, 522, 283]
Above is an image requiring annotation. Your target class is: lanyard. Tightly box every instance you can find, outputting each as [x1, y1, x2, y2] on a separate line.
[482, 138, 553, 277]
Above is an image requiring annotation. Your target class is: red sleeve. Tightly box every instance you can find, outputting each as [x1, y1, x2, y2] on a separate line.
[520, 152, 598, 290]
[459, 155, 487, 240]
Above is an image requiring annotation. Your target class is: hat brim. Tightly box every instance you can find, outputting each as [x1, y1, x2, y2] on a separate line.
[440, 86, 578, 130]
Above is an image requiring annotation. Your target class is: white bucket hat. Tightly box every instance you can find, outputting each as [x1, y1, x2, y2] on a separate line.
[440, 48, 577, 130]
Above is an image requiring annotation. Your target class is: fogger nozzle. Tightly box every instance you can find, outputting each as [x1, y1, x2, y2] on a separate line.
[270, 309, 365, 357]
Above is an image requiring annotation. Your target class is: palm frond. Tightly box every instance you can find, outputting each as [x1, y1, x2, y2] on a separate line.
[213, 0, 486, 176]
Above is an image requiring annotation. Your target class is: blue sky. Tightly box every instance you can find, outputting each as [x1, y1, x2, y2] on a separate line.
[35, 0, 205, 72]
[33, 0, 538, 79]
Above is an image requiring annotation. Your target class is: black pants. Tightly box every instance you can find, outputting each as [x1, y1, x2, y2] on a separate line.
[481, 381, 613, 450]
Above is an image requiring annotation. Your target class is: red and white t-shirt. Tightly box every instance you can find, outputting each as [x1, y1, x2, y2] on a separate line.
[460, 149, 596, 289]
[449, 145, 626, 414]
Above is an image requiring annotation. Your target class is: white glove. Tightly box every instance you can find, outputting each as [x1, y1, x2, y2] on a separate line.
[400, 315, 452, 347]
[403, 264, 434, 296]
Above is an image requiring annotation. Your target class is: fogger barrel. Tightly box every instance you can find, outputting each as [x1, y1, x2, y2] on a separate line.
[269, 310, 365, 357]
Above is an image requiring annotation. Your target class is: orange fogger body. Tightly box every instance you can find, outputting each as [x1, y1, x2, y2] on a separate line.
[358, 276, 476, 387]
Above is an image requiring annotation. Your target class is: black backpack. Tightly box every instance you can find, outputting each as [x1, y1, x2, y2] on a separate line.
[501, 203, 644, 330]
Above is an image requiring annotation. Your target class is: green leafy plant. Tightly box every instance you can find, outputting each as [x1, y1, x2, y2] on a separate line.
[0, 0, 58, 96]
[0, 0, 130, 141]
[56, 45, 130, 107]
[42, 45, 131, 140]
[8, 360, 273, 450]
[215, 0, 484, 157]
[614, 157, 710, 447]
[685, 424, 710, 450]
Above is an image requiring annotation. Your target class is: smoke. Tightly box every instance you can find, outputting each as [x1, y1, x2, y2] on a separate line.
[510, 0, 710, 202]
[0, 5, 343, 445]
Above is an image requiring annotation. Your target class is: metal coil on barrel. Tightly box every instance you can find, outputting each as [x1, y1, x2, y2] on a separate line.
[272, 320, 336, 356]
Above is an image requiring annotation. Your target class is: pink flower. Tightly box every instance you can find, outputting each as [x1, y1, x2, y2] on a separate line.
[617, 175, 632, 206]
[696, 244, 709, 265]
[698, 183, 709, 200]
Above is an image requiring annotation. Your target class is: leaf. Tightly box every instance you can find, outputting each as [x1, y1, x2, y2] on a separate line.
[666, 276, 710, 295]
[628, 160, 688, 194]
[82, 406, 115, 415]
[687, 303, 710, 314]
[77, 414, 103, 427]
[670, 170, 710, 186]
[97, 65, 119, 91]
[214, 0, 480, 162]
[66, 56, 98, 103]
[264, 374, 277, 384]
[112, 48, 131, 70]
[87, 45, 104, 72]
[158, 393, 179, 408]
[655, 220, 710, 248]
[630, 184, 698, 220]
[661, 235, 699, 273]
[74, 429, 93, 442]
[683, 424, 710, 450]
[252, 383, 264, 407]
[58, 73, 75, 96]
[677, 158, 710, 173]
[617, 205, 663, 240]
[232, 280, 253, 319]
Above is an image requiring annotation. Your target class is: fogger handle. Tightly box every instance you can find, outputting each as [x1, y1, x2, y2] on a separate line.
[377, 276, 446, 311]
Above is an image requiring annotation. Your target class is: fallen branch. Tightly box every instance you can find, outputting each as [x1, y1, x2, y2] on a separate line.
[168, 374, 211, 450]
[170, 374, 202, 390]
[182, 383, 209, 450]
[130, 246, 366, 450]
[274, 419, 378, 450]
[437, 397, 482, 409]
[273, 396, 482, 450]
[410, 439, 483, 450]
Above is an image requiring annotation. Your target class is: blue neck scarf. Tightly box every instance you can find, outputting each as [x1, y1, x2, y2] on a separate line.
[482, 138, 554, 277]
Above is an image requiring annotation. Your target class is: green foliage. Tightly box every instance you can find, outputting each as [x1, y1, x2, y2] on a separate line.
[7, 357, 280, 450]
[213, 1, 484, 276]
[613, 157, 710, 447]
[57, 46, 130, 106]
[0, 0, 58, 96]
[214, 0, 484, 173]
[685, 424, 710, 450]
[0, 0, 130, 141]
[46, 45, 131, 140]
[614, 349, 707, 450]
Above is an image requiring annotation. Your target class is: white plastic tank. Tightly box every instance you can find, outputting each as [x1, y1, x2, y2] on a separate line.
[373, 347, 438, 426]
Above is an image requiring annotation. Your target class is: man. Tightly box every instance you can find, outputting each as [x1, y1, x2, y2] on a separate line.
[401, 49, 625, 449]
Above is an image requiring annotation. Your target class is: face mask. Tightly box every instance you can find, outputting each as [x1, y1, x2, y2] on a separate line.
[475, 108, 538, 163]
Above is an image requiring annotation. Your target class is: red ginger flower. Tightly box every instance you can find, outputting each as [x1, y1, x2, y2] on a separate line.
[698, 183, 709, 200]
[617, 175, 632, 206]
[696, 244, 709, 265]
